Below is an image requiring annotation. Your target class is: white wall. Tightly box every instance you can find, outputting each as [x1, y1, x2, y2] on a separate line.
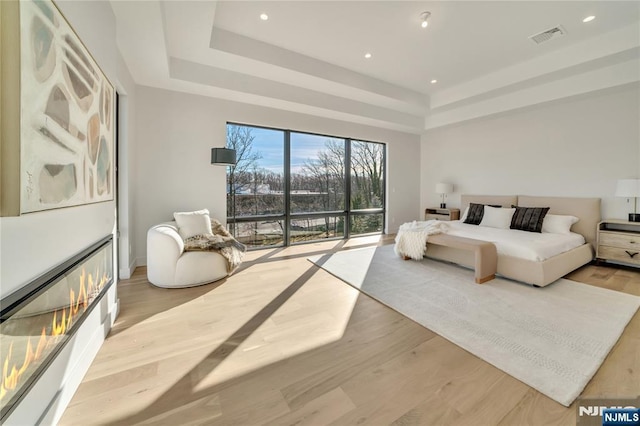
[0, 1, 123, 298]
[420, 84, 640, 219]
[133, 85, 421, 264]
[116, 51, 137, 279]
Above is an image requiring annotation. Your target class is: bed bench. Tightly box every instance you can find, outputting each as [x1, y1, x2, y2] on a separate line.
[404, 234, 497, 284]
[429, 234, 497, 283]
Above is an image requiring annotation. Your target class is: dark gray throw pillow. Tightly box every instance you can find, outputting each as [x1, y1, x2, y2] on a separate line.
[510, 206, 550, 233]
[463, 203, 484, 225]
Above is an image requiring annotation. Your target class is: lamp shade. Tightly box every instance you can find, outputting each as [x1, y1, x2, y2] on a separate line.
[615, 179, 640, 197]
[211, 148, 236, 165]
[435, 183, 453, 194]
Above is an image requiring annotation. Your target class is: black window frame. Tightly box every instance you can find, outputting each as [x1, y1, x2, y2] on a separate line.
[226, 122, 386, 248]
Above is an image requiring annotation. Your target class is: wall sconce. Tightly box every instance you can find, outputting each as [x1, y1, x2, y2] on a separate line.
[436, 183, 453, 209]
[211, 148, 236, 165]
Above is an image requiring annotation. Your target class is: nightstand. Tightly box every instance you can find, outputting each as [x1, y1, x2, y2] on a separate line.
[596, 219, 640, 268]
[425, 208, 460, 221]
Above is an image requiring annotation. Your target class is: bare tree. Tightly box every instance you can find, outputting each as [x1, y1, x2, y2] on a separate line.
[226, 125, 262, 218]
[301, 139, 345, 211]
[298, 139, 345, 235]
[351, 141, 383, 209]
[297, 139, 384, 235]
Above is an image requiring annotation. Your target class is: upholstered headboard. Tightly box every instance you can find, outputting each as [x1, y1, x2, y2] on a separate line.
[517, 196, 600, 249]
[459, 194, 601, 249]
[460, 195, 518, 213]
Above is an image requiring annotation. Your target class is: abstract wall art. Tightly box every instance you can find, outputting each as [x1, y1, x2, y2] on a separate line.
[18, 0, 114, 213]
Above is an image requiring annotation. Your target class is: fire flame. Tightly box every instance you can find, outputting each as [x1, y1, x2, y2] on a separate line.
[0, 268, 109, 402]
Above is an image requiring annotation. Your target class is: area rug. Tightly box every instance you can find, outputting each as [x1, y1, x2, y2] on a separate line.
[308, 245, 640, 406]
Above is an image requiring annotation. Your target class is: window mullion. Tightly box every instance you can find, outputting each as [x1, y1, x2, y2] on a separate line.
[345, 138, 351, 239]
[284, 130, 291, 246]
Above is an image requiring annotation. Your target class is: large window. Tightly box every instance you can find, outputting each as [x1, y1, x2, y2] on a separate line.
[226, 123, 385, 248]
[290, 133, 345, 213]
[226, 125, 285, 246]
[350, 140, 385, 235]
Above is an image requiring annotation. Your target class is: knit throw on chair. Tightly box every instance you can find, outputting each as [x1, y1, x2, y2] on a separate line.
[183, 219, 247, 273]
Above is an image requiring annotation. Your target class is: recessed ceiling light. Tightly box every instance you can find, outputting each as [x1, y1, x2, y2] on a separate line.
[260, 13, 269, 21]
[582, 15, 595, 23]
[364, 53, 372, 59]
[430, 79, 437, 84]
[420, 11, 431, 28]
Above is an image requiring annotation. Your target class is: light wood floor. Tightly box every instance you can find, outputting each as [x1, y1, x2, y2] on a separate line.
[60, 236, 640, 426]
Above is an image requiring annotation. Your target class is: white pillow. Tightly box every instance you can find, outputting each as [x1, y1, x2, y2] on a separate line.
[479, 206, 515, 229]
[460, 206, 469, 222]
[173, 209, 212, 239]
[542, 214, 579, 234]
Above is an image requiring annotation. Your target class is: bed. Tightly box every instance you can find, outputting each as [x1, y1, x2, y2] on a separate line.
[423, 195, 601, 287]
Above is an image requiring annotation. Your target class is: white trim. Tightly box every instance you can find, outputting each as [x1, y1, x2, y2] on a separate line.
[118, 257, 137, 279]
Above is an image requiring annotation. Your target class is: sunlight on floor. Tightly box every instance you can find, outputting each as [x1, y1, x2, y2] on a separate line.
[59, 236, 389, 424]
[309, 247, 377, 289]
[190, 252, 364, 392]
[344, 234, 383, 247]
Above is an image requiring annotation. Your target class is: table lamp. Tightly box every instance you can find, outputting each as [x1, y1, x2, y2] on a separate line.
[436, 183, 453, 209]
[615, 179, 640, 222]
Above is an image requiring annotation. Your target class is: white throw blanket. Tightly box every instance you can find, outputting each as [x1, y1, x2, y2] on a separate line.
[394, 220, 448, 260]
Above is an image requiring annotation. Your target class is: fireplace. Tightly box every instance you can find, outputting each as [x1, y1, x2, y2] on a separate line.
[0, 236, 114, 422]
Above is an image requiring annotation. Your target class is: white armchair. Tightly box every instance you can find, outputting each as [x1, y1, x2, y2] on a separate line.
[146, 222, 228, 288]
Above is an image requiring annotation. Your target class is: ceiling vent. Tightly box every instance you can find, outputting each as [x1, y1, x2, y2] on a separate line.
[529, 25, 566, 44]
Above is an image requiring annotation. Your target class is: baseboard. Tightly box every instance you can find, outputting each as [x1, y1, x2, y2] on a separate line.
[136, 256, 147, 267]
[118, 258, 138, 279]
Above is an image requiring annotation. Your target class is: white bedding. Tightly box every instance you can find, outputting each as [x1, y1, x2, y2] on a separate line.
[445, 221, 585, 261]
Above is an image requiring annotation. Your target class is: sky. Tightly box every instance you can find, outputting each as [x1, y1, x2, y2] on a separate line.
[237, 126, 344, 174]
